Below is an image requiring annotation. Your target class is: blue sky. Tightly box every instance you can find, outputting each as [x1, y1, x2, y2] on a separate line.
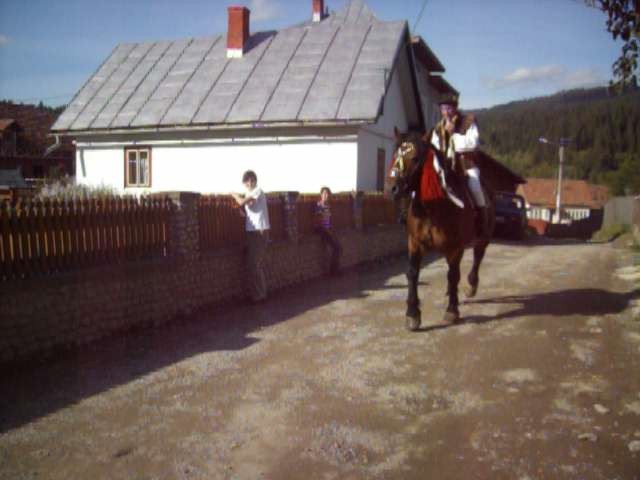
[0, 0, 623, 109]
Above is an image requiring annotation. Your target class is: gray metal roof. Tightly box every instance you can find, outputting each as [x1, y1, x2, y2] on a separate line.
[52, 0, 408, 133]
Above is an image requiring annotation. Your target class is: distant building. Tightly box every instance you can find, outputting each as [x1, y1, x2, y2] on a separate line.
[51, 0, 456, 194]
[0, 168, 29, 202]
[0, 119, 19, 157]
[517, 178, 609, 223]
[0, 112, 75, 180]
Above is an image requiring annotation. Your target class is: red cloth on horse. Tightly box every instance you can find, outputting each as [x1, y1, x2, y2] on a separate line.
[420, 150, 445, 202]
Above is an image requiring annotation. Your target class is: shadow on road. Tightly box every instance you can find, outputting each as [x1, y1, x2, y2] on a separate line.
[0, 255, 439, 433]
[416, 288, 639, 333]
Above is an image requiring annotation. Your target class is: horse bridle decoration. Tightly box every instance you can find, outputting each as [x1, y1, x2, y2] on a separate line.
[391, 139, 424, 196]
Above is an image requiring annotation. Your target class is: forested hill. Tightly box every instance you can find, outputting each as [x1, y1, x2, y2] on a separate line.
[473, 86, 640, 195]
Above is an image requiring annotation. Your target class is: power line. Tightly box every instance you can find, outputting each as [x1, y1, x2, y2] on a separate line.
[412, 0, 429, 33]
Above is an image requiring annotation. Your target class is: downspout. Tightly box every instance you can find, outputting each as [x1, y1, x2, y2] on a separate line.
[44, 134, 62, 157]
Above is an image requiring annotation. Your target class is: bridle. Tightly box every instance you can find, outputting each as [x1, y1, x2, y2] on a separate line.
[390, 139, 424, 198]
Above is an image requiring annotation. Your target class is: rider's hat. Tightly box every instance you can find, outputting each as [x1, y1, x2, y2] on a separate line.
[438, 93, 459, 107]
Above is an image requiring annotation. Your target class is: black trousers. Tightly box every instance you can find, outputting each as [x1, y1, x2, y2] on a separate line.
[315, 227, 342, 274]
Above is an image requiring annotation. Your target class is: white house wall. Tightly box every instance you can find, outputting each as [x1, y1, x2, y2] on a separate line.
[76, 140, 358, 194]
[355, 47, 416, 191]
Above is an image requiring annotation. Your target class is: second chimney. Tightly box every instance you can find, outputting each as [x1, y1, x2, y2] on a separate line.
[313, 0, 324, 22]
[227, 6, 250, 58]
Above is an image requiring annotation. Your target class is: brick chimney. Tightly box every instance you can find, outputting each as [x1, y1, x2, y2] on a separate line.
[227, 6, 250, 58]
[312, 0, 325, 22]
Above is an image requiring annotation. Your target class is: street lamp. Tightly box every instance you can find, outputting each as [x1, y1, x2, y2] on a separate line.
[539, 137, 571, 224]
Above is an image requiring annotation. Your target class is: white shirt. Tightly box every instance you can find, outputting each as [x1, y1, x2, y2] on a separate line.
[244, 186, 270, 232]
[430, 122, 480, 157]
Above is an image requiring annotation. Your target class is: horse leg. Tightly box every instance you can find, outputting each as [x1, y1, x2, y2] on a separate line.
[405, 243, 423, 331]
[466, 241, 488, 298]
[444, 248, 463, 323]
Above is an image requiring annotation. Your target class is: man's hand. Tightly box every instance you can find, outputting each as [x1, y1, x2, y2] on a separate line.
[231, 193, 244, 206]
[445, 119, 455, 134]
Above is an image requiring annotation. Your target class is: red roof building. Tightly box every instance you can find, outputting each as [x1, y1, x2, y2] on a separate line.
[517, 178, 609, 223]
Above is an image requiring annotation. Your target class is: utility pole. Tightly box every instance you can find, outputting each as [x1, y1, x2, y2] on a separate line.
[539, 137, 572, 224]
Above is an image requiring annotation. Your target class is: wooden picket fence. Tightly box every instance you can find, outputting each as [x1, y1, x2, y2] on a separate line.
[330, 194, 355, 230]
[297, 194, 319, 236]
[0, 196, 171, 281]
[362, 193, 396, 227]
[198, 194, 286, 249]
[198, 195, 246, 250]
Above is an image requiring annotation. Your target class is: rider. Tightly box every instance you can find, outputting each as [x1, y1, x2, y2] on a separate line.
[430, 93, 489, 239]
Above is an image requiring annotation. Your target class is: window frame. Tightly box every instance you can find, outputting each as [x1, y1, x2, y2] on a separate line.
[124, 146, 152, 188]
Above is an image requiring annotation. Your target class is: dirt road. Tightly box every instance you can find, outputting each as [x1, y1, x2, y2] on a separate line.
[1, 239, 639, 479]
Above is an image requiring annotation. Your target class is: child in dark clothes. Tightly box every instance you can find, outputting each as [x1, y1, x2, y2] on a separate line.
[315, 187, 342, 276]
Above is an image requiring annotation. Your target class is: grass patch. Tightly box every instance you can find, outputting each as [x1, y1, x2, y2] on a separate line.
[592, 223, 631, 243]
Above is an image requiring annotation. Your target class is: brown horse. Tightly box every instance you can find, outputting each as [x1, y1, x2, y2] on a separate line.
[390, 127, 495, 331]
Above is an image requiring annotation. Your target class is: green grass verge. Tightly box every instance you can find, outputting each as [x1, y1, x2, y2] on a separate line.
[592, 223, 631, 243]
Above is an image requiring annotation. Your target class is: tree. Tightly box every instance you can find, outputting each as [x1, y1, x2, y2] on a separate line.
[585, 0, 639, 89]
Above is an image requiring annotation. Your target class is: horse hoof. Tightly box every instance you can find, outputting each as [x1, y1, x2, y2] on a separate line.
[405, 315, 421, 331]
[443, 310, 460, 323]
[465, 284, 478, 298]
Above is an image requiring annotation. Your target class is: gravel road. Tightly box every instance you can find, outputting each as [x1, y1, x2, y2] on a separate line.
[1, 238, 639, 479]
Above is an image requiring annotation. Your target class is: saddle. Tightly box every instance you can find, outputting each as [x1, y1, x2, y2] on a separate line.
[417, 149, 466, 208]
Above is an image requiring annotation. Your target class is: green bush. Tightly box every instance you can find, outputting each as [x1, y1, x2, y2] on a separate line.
[591, 223, 631, 242]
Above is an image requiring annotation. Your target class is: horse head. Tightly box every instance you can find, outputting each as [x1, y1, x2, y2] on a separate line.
[389, 127, 427, 201]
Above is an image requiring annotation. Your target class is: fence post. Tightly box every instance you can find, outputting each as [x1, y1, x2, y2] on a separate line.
[352, 191, 364, 231]
[165, 192, 201, 317]
[281, 191, 300, 243]
[165, 192, 201, 259]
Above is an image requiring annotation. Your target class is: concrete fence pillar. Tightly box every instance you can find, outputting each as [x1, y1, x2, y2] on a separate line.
[352, 191, 365, 231]
[281, 191, 300, 243]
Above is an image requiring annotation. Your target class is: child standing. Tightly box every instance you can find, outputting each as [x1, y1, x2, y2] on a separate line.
[315, 187, 342, 276]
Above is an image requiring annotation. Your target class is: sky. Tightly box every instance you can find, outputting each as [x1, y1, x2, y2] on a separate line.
[0, 0, 624, 110]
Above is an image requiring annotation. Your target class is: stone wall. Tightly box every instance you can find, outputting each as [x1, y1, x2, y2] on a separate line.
[0, 192, 406, 364]
[633, 197, 640, 244]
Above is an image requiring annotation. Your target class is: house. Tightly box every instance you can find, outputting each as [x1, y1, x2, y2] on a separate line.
[0, 106, 75, 179]
[51, 0, 453, 194]
[0, 119, 19, 157]
[517, 178, 609, 223]
[0, 168, 29, 202]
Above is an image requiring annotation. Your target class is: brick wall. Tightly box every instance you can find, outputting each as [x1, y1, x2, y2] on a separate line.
[0, 192, 406, 364]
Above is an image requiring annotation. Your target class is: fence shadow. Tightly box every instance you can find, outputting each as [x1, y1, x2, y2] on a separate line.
[0, 254, 438, 433]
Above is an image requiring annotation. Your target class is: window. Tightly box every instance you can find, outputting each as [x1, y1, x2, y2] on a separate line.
[376, 148, 386, 192]
[124, 147, 151, 188]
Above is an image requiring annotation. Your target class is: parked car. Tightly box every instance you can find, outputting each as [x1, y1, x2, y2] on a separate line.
[493, 192, 527, 239]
